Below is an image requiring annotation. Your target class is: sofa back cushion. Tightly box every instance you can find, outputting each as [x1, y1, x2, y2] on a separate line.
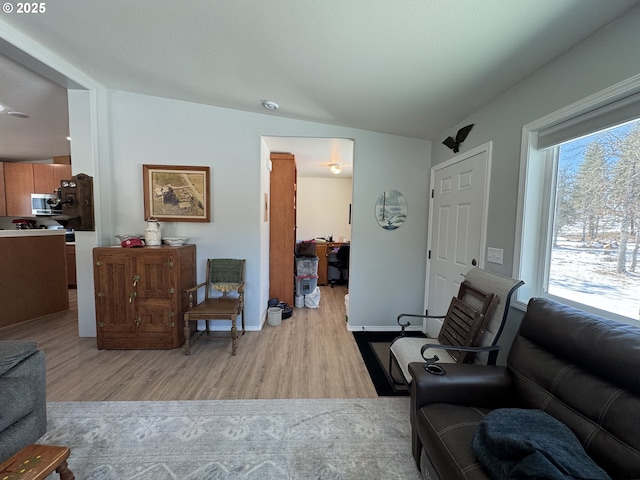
[507, 298, 640, 478]
[0, 340, 39, 376]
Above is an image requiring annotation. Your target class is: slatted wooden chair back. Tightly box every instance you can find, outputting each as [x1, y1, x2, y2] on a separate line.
[437, 281, 498, 363]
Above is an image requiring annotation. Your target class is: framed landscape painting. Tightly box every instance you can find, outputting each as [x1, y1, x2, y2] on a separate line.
[142, 164, 210, 222]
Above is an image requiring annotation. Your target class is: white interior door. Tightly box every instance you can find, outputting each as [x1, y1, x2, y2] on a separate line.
[424, 143, 491, 335]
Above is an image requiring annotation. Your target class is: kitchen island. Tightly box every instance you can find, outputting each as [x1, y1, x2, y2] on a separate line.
[0, 230, 69, 327]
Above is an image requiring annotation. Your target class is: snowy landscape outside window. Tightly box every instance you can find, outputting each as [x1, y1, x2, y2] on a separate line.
[546, 119, 640, 320]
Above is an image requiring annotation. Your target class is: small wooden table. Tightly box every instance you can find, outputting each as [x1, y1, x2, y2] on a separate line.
[0, 444, 74, 480]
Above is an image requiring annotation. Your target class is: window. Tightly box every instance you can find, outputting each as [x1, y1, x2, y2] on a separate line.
[516, 79, 640, 323]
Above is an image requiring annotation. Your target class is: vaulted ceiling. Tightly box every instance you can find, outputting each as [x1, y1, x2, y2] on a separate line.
[1, 0, 638, 170]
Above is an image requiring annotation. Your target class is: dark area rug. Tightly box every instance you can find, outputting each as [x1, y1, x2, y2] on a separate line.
[353, 331, 426, 396]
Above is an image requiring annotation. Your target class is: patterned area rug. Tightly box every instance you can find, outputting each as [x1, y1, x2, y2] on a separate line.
[39, 398, 422, 480]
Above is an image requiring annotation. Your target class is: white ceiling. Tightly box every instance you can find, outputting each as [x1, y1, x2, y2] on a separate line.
[0, 0, 638, 174]
[0, 53, 70, 162]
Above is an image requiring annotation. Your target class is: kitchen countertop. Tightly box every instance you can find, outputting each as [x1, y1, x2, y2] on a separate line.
[0, 229, 66, 237]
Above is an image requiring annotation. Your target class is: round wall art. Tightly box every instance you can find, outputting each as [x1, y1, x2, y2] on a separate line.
[375, 189, 407, 230]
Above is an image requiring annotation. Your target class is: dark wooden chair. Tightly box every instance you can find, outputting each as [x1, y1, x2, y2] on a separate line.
[183, 259, 245, 355]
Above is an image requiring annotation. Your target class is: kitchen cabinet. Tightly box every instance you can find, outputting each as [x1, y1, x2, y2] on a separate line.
[4, 162, 34, 217]
[65, 244, 76, 287]
[0, 163, 6, 216]
[269, 153, 296, 306]
[93, 244, 196, 349]
[0, 230, 68, 327]
[3, 163, 72, 216]
[33, 163, 71, 194]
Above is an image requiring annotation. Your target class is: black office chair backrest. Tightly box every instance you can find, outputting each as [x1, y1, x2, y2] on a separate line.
[336, 245, 350, 264]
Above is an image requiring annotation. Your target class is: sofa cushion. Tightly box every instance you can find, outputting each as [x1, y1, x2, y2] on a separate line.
[0, 377, 37, 432]
[0, 341, 38, 376]
[415, 402, 492, 480]
[509, 299, 640, 478]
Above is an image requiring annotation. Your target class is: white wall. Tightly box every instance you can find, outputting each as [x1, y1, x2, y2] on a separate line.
[69, 91, 430, 334]
[429, 3, 640, 361]
[0, 9, 429, 334]
[296, 177, 352, 242]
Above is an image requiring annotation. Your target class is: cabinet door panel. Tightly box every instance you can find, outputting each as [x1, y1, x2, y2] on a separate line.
[94, 254, 137, 347]
[0, 162, 6, 216]
[137, 300, 175, 333]
[33, 164, 55, 193]
[5, 163, 34, 216]
[137, 254, 175, 299]
[52, 164, 72, 189]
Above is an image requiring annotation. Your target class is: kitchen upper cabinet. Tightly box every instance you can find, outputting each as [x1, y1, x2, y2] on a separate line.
[4, 162, 34, 217]
[0, 163, 6, 216]
[3, 163, 72, 216]
[33, 163, 72, 194]
[52, 164, 72, 190]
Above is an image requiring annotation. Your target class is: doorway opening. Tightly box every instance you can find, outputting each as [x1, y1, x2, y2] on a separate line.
[263, 136, 354, 315]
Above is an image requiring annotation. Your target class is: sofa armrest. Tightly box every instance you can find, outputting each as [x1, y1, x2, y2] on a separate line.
[409, 362, 515, 410]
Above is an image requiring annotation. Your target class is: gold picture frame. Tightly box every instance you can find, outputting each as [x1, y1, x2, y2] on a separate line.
[142, 164, 210, 222]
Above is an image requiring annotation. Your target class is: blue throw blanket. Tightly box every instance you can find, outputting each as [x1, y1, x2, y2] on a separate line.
[472, 409, 611, 480]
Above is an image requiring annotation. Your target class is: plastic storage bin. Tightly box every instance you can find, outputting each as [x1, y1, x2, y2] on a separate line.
[295, 256, 319, 276]
[295, 275, 318, 295]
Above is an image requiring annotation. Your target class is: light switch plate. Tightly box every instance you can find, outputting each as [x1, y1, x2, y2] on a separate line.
[487, 247, 504, 265]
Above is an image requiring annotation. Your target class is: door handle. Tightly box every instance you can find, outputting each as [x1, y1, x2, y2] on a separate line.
[472, 258, 478, 266]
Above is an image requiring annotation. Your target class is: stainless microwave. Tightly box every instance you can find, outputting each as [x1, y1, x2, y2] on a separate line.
[31, 193, 62, 216]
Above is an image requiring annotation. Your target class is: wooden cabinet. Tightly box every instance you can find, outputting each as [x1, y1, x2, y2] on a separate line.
[0, 232, 68, 327]
[93, 244, 196, 349]
[0, 163, 6, 216]
[33, 163, 71, 194]
[4, 162, 34, 217]
[66, 244, 76, 288]
[3, 163, 72, 216]
[269, 153, 297, 306]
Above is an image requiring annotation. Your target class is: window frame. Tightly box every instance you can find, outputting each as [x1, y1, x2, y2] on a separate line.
[514, 74, 640, 324]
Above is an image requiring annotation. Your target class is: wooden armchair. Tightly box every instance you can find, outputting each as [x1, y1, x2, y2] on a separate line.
[183, 258, 245, 355]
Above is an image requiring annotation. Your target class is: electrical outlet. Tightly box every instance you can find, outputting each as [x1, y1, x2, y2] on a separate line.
[487, 247, 504, 265]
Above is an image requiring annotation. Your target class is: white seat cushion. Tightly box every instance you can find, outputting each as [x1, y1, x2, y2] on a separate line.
[389, 337, 456, 384]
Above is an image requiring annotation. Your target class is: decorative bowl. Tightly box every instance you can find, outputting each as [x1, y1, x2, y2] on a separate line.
[162, 237, 189, 246]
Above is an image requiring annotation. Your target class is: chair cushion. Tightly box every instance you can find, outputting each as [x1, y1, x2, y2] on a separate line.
[390, 337, 456, 384]
[0, 341, 38, 376]
[185, 297, 241, 319]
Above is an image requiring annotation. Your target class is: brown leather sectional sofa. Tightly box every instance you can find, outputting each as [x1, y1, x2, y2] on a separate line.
[409, 297, 640, 479]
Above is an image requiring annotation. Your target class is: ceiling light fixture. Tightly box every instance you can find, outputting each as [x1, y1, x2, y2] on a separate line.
[329, 163, 343, 174]
[7, 111, 29, 118]
[262, 100, 279, 111]
[0, 104, 4, 112]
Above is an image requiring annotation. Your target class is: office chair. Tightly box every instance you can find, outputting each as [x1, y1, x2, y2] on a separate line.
[328, 245, 350, 287]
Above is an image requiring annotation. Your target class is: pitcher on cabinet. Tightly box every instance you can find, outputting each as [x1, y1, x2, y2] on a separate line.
[144, 218, 162, 246]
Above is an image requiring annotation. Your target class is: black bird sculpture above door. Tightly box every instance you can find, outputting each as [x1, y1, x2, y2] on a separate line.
[442, 124, 474, 153]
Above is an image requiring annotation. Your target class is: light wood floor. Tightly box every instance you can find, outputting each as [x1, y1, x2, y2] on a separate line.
[0, 286, 377, 401]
